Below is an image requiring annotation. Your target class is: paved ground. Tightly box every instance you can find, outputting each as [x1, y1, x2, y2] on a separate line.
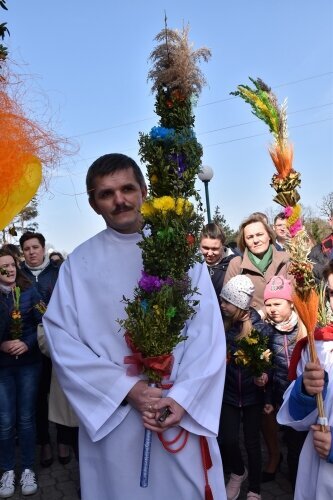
[8, 425, 293, 499]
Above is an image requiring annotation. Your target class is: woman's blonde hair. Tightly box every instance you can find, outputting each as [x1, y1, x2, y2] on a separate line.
[237, 214, 276, 253]
[223, 306, 253, 340]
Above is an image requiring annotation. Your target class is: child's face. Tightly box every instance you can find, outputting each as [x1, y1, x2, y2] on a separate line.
[220, 299, 239, 317]
[265, 298, 293, 323]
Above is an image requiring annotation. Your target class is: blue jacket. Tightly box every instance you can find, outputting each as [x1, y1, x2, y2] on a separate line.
[20, 261, 59, 304]
[0, 286, 43, 367]
[223, 307, 273, 407]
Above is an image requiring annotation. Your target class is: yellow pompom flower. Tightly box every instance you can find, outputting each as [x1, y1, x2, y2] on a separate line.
[175, 198, 193, 215]
[150, 174, 158, 184]
[153, 196, 175, 212]
[141, 201, 155, 218]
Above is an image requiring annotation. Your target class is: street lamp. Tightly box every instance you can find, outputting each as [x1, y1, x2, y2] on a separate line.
[198, 165, 214, 223]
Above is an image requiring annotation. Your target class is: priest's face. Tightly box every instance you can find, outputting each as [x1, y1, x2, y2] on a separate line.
[89, 168, 147, 233]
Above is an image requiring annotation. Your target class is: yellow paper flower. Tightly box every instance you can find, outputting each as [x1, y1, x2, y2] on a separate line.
[141, 201, 155, 218]
[234, 349, 250, 366]
[12, 311, 21, 320]
[153, 304, 160, 315]
[245, 336, 258, 345]
[260, 349, 272, 362]
[153, 196, 175, 212]
[175, 198, 193, 215]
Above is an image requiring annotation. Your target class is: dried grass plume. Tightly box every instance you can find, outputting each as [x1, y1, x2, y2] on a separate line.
[148, 24, 211, 98]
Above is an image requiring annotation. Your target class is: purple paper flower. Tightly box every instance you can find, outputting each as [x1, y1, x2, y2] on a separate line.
[169, 153, 187, 178]
[139, 271, 173, 293]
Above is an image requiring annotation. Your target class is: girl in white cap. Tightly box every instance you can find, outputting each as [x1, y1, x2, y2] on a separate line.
[219, 275, 272, 500]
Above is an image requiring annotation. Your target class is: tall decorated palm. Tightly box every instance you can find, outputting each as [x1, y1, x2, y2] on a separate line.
[232, 77, 328, 429]
[119, 22, 211, 487]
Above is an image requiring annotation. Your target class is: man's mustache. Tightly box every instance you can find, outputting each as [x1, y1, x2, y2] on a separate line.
[111, 204, 133, 215]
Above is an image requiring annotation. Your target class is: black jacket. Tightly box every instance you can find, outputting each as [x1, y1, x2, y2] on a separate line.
[223, 308, 273, 407]
[208, 250, 236, 298]
[20, 261, 59, 304]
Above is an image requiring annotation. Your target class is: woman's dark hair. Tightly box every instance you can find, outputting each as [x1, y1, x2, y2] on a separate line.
[86, 153, 146, 201]
[200, 222, 226, 244]
[0, 248, 32, 291]
[1, 243, 22, 262]
[237, 214, 276, 253]
[19, 231, 46, 250]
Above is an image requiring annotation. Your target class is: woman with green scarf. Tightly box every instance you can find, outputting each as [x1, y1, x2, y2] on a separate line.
[223, 214, 290, 317]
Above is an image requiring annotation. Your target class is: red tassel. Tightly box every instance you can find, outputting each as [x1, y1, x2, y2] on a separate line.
[200, 436, 214, 499]
[200, 436, 213, 469]
[205, 485, 213, 500]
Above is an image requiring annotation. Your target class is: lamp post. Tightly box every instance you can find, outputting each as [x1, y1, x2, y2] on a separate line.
[198, 165, 214, 223]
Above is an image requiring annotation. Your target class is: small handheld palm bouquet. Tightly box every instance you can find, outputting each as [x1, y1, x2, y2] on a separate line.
[234, 329, 272, 377]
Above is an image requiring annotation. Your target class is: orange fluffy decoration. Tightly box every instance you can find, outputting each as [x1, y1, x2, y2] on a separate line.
[0, 66, 73, 230]
[269, 143, 293, 179]
[293, 290, 319, 338]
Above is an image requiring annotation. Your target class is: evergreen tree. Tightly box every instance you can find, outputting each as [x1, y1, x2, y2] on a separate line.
[212, 206, 237, 243]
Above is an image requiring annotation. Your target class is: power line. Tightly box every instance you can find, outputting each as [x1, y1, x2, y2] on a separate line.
[204, 117, 333, 148]
[68, 71, 333, 139]
[199, 102, 333, 136]
[199, 72, 333, 107]
[54, 116, 333, 186]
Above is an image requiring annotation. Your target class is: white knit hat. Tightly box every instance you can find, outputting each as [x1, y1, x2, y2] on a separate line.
[220, 275, 255, 310]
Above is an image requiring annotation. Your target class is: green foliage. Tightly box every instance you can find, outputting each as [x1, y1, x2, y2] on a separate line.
[231, 77, 287, 147]
[122, 24, 207, 381]
[303, 218, 331, 244]
[155, 89, 195, 129]
[233, 329, 272, 377]
[140, 211, 202, 278]
[120, 280, 199, 381]
[139, 128, 202, 200]
[212, 206, 237, 244]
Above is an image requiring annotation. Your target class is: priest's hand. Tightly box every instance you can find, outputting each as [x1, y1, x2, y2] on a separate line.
[302, 362, 325, 396]
[142, 397, 185, 433]
[310, 424, 332, 460]
[126, 380, 162, 414]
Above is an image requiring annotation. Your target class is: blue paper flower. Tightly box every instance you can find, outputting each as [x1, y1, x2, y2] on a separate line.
[149, 126, 175, 140]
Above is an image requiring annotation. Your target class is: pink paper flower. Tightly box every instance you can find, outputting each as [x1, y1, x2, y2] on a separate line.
[284, 206, 293, 217]
[289, 219, 303, 237]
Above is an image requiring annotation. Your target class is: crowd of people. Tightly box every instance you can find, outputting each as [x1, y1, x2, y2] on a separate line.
[0, 153, 332, 499]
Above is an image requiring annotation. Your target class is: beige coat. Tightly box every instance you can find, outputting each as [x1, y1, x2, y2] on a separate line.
[223, 246, 290, 313]
[37, 324, 78, 427]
